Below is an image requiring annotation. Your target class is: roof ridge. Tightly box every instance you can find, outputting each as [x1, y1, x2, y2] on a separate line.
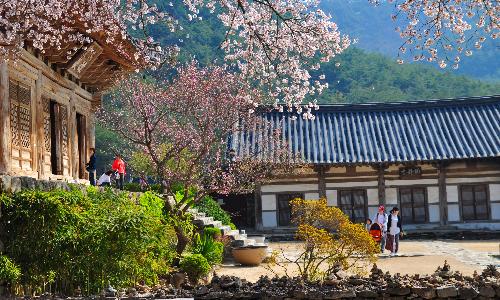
[262, 95, 500, 113]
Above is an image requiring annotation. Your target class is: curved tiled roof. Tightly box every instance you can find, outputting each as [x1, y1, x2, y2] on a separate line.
[229, 95, 500, 164]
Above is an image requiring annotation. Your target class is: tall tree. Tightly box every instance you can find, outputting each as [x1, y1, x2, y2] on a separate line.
[99, 63, 294, 257]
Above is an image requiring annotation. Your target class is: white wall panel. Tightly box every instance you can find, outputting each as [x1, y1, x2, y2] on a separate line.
[491, 203, 500, 220]
[446, 185, 458, 203]
[446, 177, 500, 184]
[427, 186, 439, 204]
[304, 192, 319, 200]
[262, 211, 277, 228]
[428, 204, 440, 223]
[489, 184, 500, 201]
[325, 181, 378, 188]
[386, 179, 438, 186]
[367, 188, 379, 205]
[261, 194, 276, 210]
[261, 183, 318, 193]
[386, 188, 398, 205]
[326, 190, 337, 206]
[447, 204, 460, 222]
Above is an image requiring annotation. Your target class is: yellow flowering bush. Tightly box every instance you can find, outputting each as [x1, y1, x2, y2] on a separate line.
[266, 198, 378, 281]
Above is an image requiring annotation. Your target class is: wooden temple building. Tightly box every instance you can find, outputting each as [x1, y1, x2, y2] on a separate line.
[228, 96, 500, 232]
[0, 28, 140, 182]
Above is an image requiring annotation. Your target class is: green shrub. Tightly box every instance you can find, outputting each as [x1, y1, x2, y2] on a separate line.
[0, 255, 21, 284]
[203, 227, 221, 238]
[192, 232, 224, 266]
[194, 196, 234, 228]
[180, 254, 210, 282]
[0, 188, 176, 295]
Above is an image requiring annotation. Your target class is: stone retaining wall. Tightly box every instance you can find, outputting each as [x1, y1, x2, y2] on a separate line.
[8, 264, 498, 299]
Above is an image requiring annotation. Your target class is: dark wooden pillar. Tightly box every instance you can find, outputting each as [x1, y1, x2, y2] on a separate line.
[373, 164, 387, 205]
[0, 61, 11, 175]
[437, 162, 448, 225]
[315, 165, 328, 199]
[254, 183, 263, 231]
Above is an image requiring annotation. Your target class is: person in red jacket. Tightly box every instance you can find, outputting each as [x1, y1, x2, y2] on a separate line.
[112, 154, 126, 190]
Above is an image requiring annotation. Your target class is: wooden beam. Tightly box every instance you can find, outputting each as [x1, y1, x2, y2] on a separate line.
[254, 183, 263, 231]
[0, 61, 11, 175]
[436, 162, 448, 226]
[315, 165, 329, 199]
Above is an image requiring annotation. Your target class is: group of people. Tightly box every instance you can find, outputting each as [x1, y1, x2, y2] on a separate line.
[86, 149, 127, 190]
[366, 205, 403, 256]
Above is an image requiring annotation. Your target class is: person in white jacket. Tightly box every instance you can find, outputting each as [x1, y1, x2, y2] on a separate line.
[372, 205, 388, 253]
[97, 170, 113, 187]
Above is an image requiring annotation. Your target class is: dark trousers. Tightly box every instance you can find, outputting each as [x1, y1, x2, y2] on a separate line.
[89, 170, 96, 186]
[117, 173, 124, 190]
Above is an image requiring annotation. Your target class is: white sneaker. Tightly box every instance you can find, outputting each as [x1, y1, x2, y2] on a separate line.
[390, 252, 395, 256]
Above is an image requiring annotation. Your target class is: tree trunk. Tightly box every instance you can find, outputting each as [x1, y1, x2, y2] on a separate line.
[173, 225, 190, 266]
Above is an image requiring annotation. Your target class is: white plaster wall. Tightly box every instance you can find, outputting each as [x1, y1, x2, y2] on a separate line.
[367, 189, 378, 205]
[261, 194, 276, 210]
[386, 179, 438, 186]
[386, 188, 398, 205]
[490, 184, 500, 201]
[427, 186, 439, 204]
[446, 177, 500, 184]
[262, 211, 277, 228]
[491, 203, 500, 220]
[261, 183, 318, 193]
[428, 204, 440, 223]
[325, 181, 378, 188]
[446, 185, 459, 203]
[304, 193, 319, 200]
[447, 204, 460, 222]
[326, 190, 337, 206]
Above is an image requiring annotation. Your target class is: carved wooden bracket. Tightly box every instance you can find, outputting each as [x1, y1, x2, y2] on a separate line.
[67, 42, 103, 79]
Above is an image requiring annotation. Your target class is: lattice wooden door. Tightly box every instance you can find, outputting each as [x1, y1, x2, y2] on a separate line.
[9, 79, 33, 171]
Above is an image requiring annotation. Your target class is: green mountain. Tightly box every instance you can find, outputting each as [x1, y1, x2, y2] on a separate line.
[321, 0, 500, 81]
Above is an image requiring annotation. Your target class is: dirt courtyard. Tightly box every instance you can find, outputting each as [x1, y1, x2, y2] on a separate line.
[217, 240, 500, 282]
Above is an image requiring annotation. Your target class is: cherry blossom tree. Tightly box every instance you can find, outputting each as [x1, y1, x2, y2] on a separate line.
[0, 0, 349, 107]
[99, 63, 296, 257]
[370, 0, 499, 69]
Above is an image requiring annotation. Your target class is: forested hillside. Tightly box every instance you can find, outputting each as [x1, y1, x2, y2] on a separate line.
[96, 0, 499, 170]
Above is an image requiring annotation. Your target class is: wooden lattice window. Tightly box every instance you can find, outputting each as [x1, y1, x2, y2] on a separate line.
[460, 185, 488, 221]
[399, 187, 427, 224]
[9, 79, 33, 170]
[277, 193, 303, 227]
[43, 98, 51, 153]
[339, 189, 367, 224]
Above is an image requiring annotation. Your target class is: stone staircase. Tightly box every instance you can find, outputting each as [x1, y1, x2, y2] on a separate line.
[188, 208, 258, 247]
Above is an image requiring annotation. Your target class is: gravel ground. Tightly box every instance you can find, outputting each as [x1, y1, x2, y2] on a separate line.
[216, 240, 500, 283]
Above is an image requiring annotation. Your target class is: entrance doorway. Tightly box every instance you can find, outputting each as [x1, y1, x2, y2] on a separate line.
[49, 101, 62, 175]
[76, 113, 87, 179]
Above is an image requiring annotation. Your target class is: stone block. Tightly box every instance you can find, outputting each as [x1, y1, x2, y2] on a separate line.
[459, 286, 479, 299]
[10, 177, 22, 193]
[387, 287, 411, 296]
[324, 290, 356, 299]
[479, 286, 496, 298]
[436, 286, 458, 298]
[0, 175, 11, 192]
[412, 287, 436, 299]
[357, 290, 378, 298]
[19, 176, 36, 190]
